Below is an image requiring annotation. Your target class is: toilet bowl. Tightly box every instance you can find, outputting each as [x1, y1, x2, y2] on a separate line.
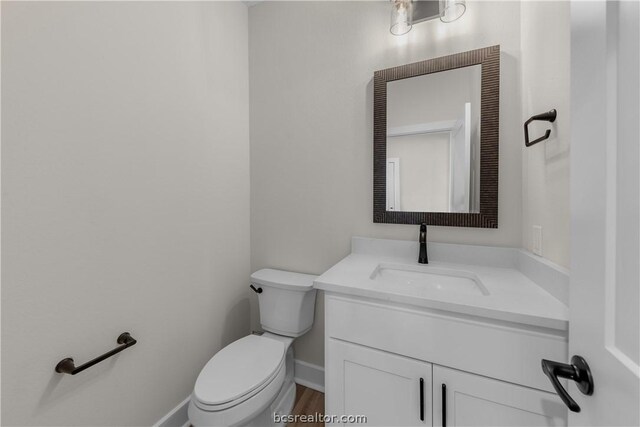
[188, 333, 294, 427]
[188, 269, 317, 427]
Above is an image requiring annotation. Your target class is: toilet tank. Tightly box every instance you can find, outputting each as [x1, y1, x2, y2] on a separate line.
[251, 269, 317, 337]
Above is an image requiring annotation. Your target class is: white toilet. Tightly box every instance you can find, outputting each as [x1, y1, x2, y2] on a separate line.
[188, 269, 317, 427]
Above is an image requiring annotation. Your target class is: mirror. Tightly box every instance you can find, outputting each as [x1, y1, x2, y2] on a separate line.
[373, 46, 500, 228]
[386, 65, 481, 213]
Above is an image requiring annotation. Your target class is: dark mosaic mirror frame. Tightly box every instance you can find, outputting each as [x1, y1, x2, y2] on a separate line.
[373, 45, 500, 228]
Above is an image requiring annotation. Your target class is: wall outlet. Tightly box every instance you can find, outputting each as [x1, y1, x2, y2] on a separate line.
[532, 225, 543, 256]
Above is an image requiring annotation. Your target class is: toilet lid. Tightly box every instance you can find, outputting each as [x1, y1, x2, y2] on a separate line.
[194, 335, 285, 406]
[251, 269, 317, 291]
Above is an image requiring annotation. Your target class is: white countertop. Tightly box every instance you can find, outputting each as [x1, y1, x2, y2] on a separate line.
[314, 238, 569, 331]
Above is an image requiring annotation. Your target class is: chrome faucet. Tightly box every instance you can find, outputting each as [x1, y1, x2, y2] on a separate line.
[419, 223, 428, 264]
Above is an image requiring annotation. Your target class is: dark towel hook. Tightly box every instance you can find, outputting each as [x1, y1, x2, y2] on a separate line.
[524, 109, 557, 147]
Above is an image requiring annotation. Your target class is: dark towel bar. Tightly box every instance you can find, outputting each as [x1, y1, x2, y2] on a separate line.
[524, 109, 557, 147]
[55, 332, 137, 375]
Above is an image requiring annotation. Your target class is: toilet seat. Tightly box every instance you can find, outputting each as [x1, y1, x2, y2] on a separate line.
[193, 335, 286, 410]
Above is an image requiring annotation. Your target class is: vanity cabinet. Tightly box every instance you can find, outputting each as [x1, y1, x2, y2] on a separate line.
[327, 339, 432, 426]
[325, 294, 568, 427]
[433, 366, 566, 427]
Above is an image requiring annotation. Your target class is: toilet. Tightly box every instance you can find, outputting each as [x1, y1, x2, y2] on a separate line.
[188, 269, 317, 427]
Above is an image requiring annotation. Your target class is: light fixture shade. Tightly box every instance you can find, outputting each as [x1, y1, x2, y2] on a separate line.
[440, 0, 466, 23]
[390, 0, 413, 36]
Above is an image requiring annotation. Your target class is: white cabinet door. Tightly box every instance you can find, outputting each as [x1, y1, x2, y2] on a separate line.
[433, 365, 567, 427]
[326, 338, 432, 426]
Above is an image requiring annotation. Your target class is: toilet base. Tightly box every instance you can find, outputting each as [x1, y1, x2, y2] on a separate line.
[244, 380, 296, 427]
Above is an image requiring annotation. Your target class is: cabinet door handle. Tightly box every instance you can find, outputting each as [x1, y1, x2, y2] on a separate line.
[442, 384, 447, 427]
[419, 378, 425, 421]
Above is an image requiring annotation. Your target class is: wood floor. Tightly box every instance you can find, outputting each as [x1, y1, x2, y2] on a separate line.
[288, 384, 325, 427]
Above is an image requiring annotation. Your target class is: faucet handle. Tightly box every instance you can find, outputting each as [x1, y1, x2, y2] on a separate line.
[418, 223, 428, 264]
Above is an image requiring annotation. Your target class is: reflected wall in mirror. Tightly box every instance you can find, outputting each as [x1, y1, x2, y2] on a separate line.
[373, 45, 500, 227]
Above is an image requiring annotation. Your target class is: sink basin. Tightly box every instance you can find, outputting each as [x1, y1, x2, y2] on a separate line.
[370, 263, 489, 296]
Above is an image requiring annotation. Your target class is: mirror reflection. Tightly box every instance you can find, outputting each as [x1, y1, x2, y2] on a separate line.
[386, 65, 481, 213]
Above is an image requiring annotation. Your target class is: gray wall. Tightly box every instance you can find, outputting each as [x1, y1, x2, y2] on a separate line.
[387, 133, 451, 212]
[1, 2, 250, 425]
[249, 1, 527, 367]
[521, 1, 570, 267]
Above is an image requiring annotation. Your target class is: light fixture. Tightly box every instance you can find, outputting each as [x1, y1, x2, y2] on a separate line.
[440, 0, 466, 23]
[390, 0, 466, 36]
[390, 0, 413, 36]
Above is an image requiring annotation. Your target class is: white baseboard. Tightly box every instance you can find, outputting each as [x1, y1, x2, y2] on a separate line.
[294, 359, 325, 393]
[153, 359, 325, 427]
[153, 395, 190, 427]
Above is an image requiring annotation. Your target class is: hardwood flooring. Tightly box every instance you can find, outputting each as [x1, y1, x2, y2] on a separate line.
[288, 384, 325, 427]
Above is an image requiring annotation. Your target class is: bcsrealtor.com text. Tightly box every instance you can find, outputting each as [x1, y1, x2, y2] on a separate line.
[274, 413, 368, 424]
